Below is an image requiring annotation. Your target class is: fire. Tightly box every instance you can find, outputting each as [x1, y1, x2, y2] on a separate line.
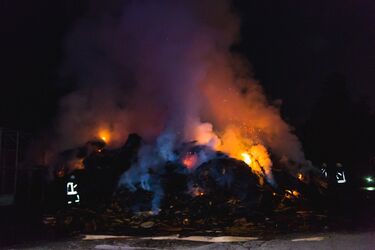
[98, 129, 111, 143]
[214, 127, 273, 177]
[241, 152, 252, 165]
[182, 153, 198, 169]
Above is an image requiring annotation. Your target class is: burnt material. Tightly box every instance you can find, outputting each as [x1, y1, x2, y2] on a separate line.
[45, 133, 331, 236]
[192, 158, 262, 206]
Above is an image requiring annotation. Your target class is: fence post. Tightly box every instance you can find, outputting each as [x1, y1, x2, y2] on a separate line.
[13, 131, 20, 197]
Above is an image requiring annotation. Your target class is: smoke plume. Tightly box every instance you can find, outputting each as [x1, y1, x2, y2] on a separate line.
[55, 0, 305, 211]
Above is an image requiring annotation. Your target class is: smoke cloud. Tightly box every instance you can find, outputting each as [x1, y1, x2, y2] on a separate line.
[55, 0, 305, 211]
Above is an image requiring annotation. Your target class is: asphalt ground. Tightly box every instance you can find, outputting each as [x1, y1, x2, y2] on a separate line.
[1, 189, 375, 249]
[5, 231, 375, 250]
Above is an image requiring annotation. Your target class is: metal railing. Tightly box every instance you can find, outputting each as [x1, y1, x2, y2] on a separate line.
[0, 128, 33, 205]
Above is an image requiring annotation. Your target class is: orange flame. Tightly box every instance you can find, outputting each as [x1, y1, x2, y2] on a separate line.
[182, 153, 198, 169]
[241, 152, 252, 165]
[211, 126, 272, 177]
[98, 129, 111, 143]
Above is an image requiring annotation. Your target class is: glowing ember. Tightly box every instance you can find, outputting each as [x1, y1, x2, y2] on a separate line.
[70, 158, 84, 170]
[297, 173, 303, 181]
[190, 186, 205, 197]
[57, 170, 65, 178]
[182, 153, 198, 169]
[292, 190, 300, 197]
[241, 152, 252, 165]
[285, 189, 300, 199]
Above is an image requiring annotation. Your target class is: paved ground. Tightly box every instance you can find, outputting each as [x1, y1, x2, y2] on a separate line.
[6, 231, 375, 250]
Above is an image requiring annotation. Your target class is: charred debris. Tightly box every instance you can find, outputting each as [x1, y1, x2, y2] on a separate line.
[45, 133, 328, 235]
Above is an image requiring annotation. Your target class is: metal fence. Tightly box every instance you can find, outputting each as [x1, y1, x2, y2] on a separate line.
[0, 128, 33, 205]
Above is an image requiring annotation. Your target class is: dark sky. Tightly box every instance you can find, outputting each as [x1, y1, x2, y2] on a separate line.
[1, 0, 374, 132]
[233, 0, 375, 123]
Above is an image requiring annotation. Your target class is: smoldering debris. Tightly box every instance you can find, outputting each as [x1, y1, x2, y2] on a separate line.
[38, 0, 324, 236]
[46, 133, 327, 236]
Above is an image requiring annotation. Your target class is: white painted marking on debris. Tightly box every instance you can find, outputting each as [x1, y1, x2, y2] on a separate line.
[84, 234, 258, 243]
[83, 235, 132, 240]
[94, 245, 157, 250]
[145, 235, 258, 242]
[291, 236, 325, 242]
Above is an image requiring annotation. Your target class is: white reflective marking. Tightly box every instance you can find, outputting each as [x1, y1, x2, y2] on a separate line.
[94, 244, 156, 250]
[292, 236, 325, 242]
[67, 182, 78, 195]
[336, 171, 346, 183]
[75, 194, 80, 203]
[321, 168, 328, 178]
[67, 181, 80, 204]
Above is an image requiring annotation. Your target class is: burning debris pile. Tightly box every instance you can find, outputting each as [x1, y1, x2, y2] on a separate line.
[47, 131, 327, 235]
[40, 0, 328, 235]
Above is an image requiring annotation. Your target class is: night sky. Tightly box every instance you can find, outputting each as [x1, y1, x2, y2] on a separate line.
[1, 0, 374, 132]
